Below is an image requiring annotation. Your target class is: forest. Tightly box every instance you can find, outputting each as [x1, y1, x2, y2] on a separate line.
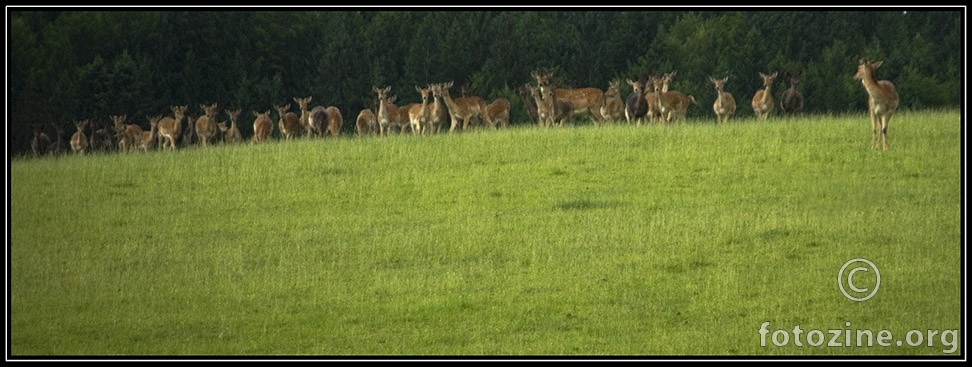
[7, 8, 964, 156]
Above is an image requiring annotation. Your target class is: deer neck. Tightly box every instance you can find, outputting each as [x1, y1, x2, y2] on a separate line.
[442, 92, 461, 113]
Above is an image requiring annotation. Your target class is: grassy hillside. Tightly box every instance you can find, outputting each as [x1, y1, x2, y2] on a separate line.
[9, 110, 962, 356]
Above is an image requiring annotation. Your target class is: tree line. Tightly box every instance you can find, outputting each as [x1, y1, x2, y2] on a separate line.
[8, 8, 963, 156]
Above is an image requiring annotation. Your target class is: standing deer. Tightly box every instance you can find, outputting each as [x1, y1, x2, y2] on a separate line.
[600, 80, 624, 124]
[516, 83, 540, 125]
[275, 103, 303, 140]
[854, 59, 899, 150]
[429, 83, 450, 134]
[528, 84, 551, 128]
[50, 122, 67, 157]
[140, 115, 161, 152]
[111, 115, 143, 153]
[196, 103, 220, 146]
[294, 96, 317, 138]
[30, 125, 51, 158]
[625, 78, 649, 125]
[531, 70, 605, 124]
[356, 108, 377, 137]
[658, 71, 696, 122]
[709, 76, 737, 124]
[89, 119, 114, 153]
[157, 105, 187, 151]
[780, 71, 804, 118]
[438, 81, 490, 132]
[252, 110, 274, 143]
[751, 71, 778, 121]
[325, 106, 344, 138]
[486, 98, 511, 129]
[539, 83, 574, 127]
[224, 109, 243, 144]
[408, 85, 432, 134]
[70, 120, 89, 155]
[644, 74, 663, 124]
[374, 86, 404, 136]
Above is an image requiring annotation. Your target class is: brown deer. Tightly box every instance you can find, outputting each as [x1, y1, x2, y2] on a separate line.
[356, 108, 377, 137]
[275, 103, 303, 140]
[89, 119, 114, 153]
[780, 71, 804, 117]
[487, 98, 511, 129]
[157, 105, 187, 150]
[140, 115, 161, 152]
[528, 84, 551, 127]
[294, 96, 317, 138]
[408, 85, 432, 134]
[600, 80, 624, 124]
[709, 76, 737, 124]
[70, 120, 89, 155]
[656, 72, 697, 122]
[111, 115, 143, 153]
[531, 69, 605, 124]
[438, 81, 490, 132]
[325, 106, 344, 138]
[751, 71, 778, 121]
[224, 109, 243, 144]
[625, 78, 649, 125]
[428, 83, 450, 134]
[252, 110, 274, 143]
[373, 86, 404, 135]
[644, 74, 663, 124]
[30, 125, 51, 158]
[50, 122, 67, 157]
[538, 83, 574, 127]
[182, 114, 197, 147]
[516, 83, 540, 125]
[854, 59, 899, 150]
[194, 103, 220, 146]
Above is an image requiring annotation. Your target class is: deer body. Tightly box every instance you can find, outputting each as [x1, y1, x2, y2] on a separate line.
[111, 115, 143, 153]
[140, 115, 161, 152]
[31, 126, 51, 158]
[710, 76, 737, 124]
[251, 110, 273, 143]
[657, 71, 696, 122]
[625, 79, 649, 125]
[751, 71, 778, 121]
[644, 75, 662, 124]
[325, 106, 344, 137]
[600, 80, 624, 124]
[487, 98, 510, 129]
[780, 71, 804, 117]
[50, 123, 67, 156]
[516, 83, 540, 125]
[356, 108, 377, 136]
[409, 86, 432, 134]
[195, 103, 220, 147]
[531, 70, 604, 123]
[157, 105, 187, 150]
[854, 59, 899, 150]
[438, 81, 490, 132]
[274, 103, 303, 140]
[70, 120, 89, 155]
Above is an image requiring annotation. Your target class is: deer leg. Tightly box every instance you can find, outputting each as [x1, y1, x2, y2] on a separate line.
[881, 117, 889, 150]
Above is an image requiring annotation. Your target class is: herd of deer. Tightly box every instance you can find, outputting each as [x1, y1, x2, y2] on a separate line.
[28, 59, 899, 158]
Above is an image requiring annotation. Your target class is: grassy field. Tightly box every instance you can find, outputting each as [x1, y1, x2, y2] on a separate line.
[9, 110, 963, 357]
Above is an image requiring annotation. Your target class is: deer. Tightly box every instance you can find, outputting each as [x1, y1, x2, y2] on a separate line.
[531, 69, 605, 124]
[408, 85, 432, 134]
[140, 115, 161, 152]
[50, 122, 67, 157]
[223, 109, 243, 144]
[528, 84, 552, 128]
[195, 103, 221, 147]
[536, 83, 573, 127]
[156, 105, 187, 151]
[428, 83, 450, 134]
[600, 80, 624, 124]
[356, 108, 377, 137]
[487, 98, 511, 129]
[30, 124, 51, 158]
[373, 86, 405, 136]
[274, 103, 303, 140]
[625, 78, 649, 125]
[644, 74, 663, 124]
[110, 115, 143, 153]
[780, 71, 804, 118]
[655, 71, 697, 123]
[438, 81, 491, 132]
[325, 106, 344, 138]
[70, 120, 89, 155]
[252, 110, 274, 143]
[182, 114, 197, 148]
[751, 71, 778, 121]
[294, 96, 317, 138]
[709, 76, 737, 124]
[89, 119, 115, 153]
[516, 83, 540, 125]
[854, 59, 899, 150]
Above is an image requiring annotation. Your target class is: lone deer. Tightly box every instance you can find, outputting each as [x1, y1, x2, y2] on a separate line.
[709, 76, 737, 124]
[600, 80, 624, 124]
[854, 59, 899, 150]
[70, 120, 89, 155]
[157, 105, 187, 150]
[751, 71, 778, 121]
[780, 71, 804, 117]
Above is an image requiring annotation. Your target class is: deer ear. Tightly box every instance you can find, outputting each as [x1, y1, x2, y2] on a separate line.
[872, 60, 883, 69]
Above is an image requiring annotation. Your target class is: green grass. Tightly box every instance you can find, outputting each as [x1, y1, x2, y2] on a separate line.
[10, 110, 962, 357]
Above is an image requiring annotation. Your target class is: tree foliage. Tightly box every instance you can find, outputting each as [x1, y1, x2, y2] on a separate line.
[7, 8, 963, 155]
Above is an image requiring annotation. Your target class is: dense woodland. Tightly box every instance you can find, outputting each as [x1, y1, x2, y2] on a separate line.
[7, 8, 964, 156]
